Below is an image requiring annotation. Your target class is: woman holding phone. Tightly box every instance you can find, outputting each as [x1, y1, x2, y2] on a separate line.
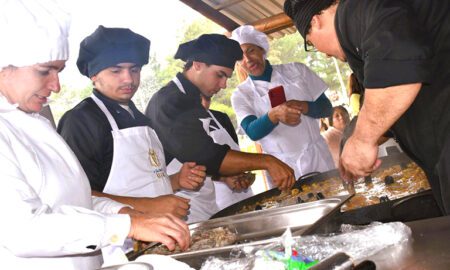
[231, 25, 335, 186]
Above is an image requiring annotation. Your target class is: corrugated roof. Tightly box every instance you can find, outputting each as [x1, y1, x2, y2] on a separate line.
[180, 0, 297, 39]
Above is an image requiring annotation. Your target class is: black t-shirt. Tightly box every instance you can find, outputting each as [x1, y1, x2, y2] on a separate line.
[145, 73, 230, 175]
[57, 90, 152, 191]
[335, 0, 450, 170]
[335, 0, 450, 211]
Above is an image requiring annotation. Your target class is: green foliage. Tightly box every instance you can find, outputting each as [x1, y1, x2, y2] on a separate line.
[133, 53, 165, 112]
[51, 84, 92, 124]
[268, 33, 352, 105]
[135, 17, 225, 112]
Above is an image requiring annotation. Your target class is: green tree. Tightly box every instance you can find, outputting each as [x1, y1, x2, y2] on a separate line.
[136, 17, 241, 121]
[136, 17, 225, 112]
[268, 33, 352, 106]
[133, 53, 165, 112]
[51, 84, 92, 123]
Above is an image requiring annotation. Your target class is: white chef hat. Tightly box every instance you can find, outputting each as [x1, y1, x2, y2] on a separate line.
[231, 25, 270, 57]
[0, 0, 70, 69]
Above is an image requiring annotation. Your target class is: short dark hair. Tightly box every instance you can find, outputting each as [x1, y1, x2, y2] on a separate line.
[183, 60, 193, 71]
[183, 60, 211, 72]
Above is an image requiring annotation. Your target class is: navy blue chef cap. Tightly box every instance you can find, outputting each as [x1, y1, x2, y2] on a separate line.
[174, 34, 243, 69]
[77, 25, 150, 77]
[284, 0, 335, 40]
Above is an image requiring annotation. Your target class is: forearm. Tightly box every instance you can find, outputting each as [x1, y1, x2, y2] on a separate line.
[218, 149, 272, 176]
[92, 190, 139, 207]
[241, 114, 277, 141]
[353, 83, 421, 145]
[169, 173, 181, 192]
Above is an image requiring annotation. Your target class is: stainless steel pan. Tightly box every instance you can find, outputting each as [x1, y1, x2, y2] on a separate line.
[211, 152, 430, 219]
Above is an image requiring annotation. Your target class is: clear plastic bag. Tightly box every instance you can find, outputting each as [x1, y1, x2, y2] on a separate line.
[294, 222, 411, 261]
[200, 222, 412, 270]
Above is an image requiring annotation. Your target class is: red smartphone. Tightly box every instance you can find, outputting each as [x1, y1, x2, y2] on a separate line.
[268, 85, 286, 107]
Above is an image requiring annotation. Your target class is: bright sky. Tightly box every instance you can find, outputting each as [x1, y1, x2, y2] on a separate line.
[58, 0, 204, 88]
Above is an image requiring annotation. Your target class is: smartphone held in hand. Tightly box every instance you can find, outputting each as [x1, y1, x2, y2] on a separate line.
[268, 85, 286, 107]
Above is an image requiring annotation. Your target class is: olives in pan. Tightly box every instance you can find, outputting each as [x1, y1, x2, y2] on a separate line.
[384, 175, 395, 185]
[315, 192, 325, 200]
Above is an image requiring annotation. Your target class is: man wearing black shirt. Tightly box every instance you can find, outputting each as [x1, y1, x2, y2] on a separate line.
[146, 34, 295, 222]
[284, 0, 450, 213]
[58, 26, 206, 219]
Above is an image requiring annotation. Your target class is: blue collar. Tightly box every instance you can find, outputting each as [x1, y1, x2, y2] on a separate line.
[249, 60, 272, 82]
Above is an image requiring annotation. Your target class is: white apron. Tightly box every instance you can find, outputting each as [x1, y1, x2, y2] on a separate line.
[206, 110, 254, 210]
[167, 158, 217, 224]
[167, 77, 219, 223]
[92, 94, 174, 257]
[244, 71, 334, 187]
[91, 94, 173, 197]
[168, 77, 254, 222]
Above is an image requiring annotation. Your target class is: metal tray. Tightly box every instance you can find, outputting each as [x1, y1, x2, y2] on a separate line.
[211, 152, 428, 219]
[171, 195, 353, 269]
[188, 194, 351, 241]
[132, 195, 351, 268]
[98, 262, 153, 270]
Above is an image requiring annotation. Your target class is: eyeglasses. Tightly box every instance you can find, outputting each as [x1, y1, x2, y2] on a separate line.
[304, 39, 317, 52]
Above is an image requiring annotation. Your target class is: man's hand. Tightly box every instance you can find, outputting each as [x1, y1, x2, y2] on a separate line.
[134, 195, 190, 219]
[128, 213, 190, 251]
[265, 155, 295, 190]
[339, 83, 421, 181]
[172, 162, 206, 191]
[339, 135, 382, 181]
[221, 172, 255, 192]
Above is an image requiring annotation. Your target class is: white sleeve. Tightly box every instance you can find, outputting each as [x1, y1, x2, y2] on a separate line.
[296, 63, 329, 101]
[231, 87, 256, 125]
[0, 132, 130, 257]
[92, 195, 132, 214]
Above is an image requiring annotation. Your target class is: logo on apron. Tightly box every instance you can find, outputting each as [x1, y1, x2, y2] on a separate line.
[149, 149, 166, 178]
[148, 149, 161, 167]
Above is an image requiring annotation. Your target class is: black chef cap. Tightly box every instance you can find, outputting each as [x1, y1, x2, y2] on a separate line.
[284, 0, 335, 40]
[77, 25, 150, 77]
[174, 34, 243, 69]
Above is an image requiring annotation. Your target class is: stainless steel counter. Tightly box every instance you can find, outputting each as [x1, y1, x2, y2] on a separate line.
[362, 216, 450, 269]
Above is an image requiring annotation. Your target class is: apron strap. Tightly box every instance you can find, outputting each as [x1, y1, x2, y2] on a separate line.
[90, 94, 120, 131]
[172, 76, 186, 94]
[206, 110, 226, 131]
[206, 110, 240, 150]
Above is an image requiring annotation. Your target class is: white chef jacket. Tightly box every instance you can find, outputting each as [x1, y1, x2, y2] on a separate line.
[0, 96, 131, 270]
[231, 63, 335, 184]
